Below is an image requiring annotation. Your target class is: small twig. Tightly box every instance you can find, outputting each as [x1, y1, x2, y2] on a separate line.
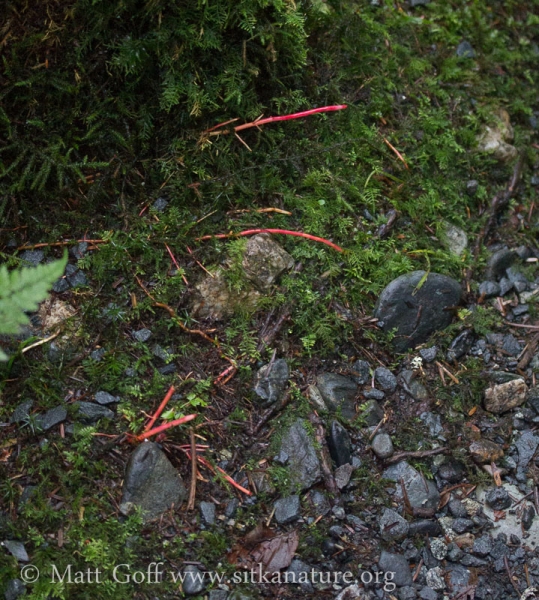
[190, 453, 252, 496]
[518, 332, 539, 370]
[249, 390, 291, 437]
[412, 558, 423, 582]
[17, 239, 108, 251]
[21, 331, 60, 354]
[186, 245, 214, 278]
[386, 447, 449, 464]
[187, 428, 197, 511]
[506, 322, 539, 330]
[135, 414, 197, 442]
[435, 361, 459, 384]
[504, 555, 520, 596]
[227, 207, 292, 216]
[144, 386, 176, 433]
[382, 137, 409, 169]
[196, 228, 343, 252]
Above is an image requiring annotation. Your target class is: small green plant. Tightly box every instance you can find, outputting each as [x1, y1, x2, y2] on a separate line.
[0, 252, 67, 359]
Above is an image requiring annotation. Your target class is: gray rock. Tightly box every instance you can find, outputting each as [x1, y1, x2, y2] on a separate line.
[447, 329, 474, 361]
[52, 277, 70, 293]
[448, 500, 468, 518]
[70, 242, 88, 260]
[502, 334, 522, 357]
[397, 586, 417, 600]
[375, 271, 462, 351]
[426, 567, 445, 591]
[380, 508, 409, 541]
[485, 487, 511, 510]
[351, 360, 370, 384]
[208, 590, 229, 600]
[522, 504, 535, 530]
[181, 564, 206, 595]
[152, 197, 168, 212]
[478, 281, 500, 298]
[445, 563, 470, 591]
[472, 536, 493, 557]
[66, 267, 87, 288]
[285, 559, 314, 592]
[499, 277, 513, 296]
[310, 490, 331, 516]
[420, 412, 442, 437]
[374, 367, 397, 392]
[4, 579, 26, 600]
[438, 460, 464, 482]
[466, 180, 479, 196]
[242, 234, 294, 290]
[279, 419, 321, 491]
[401, 370, 428, 400]
[429, 538, 447, 560]
[484, 379, 528, 414]
[383, 461, 440, 517]
[75, 402, 114, 423]
[316, 373, 358, 419]
[254, 358, 289, 406]
[439, 221, 468, 257]
[372, 433, 394, 459]
[274, 495, 300, 524]
[451, 518, 474, 534]
[327, 421, 352, 467]
[225, 498, 239, 518]
[363, 389, 385, 400]
[486, 249, 517, 280]
[378, 550, 412, 587]
[90, 347, 105, 361]
[407, 520, 442, 537]
[35, 406, 67, 431]
[10, 400, 33, 424]
[360, 399, 384, 426]
[456, 41, 475, 58]
[3, 540, 29, 562]
[200, 501, 216, 526]
[273, 450, 289, 465]
[120, 442, 187, 521]
[94, 391, 119, 405]
[419, 587, 438, 600]
[132, 328, 152, 342]
[20, 250, 44, 266]
[419, 346, 437, 363]
[334, 463, 354, 489]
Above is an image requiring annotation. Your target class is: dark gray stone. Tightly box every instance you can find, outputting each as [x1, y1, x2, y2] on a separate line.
[448, 499, 468, 518]
[401, 370, 428, 400]
[334, 463, 353, 489]
[419, 412, 442, 436]
[285, 559, 314, 592]
[374, 271, 462, 351]
[225, 498, 239, 518]
[208, 590, 229, 600]
[279, 419, 321, 491]
[200, 501, 216, 526]
[273, 450, 289, 465]
[502, 334, 522, 357]
[316, 373, 357, 419]
[152, 197, 169, 212]
[438, 460, 464, 482]
[10, 400, 33, 424]
[461, 555, 487, 567]
[486, 249, 517, 280]
[419, 587, 438, 600]
[363, 389, 385, 400]
[70, 242, 88, 260]
[398, 586, 417, 600]
[66, 268, 87, 288]
[451, 518, 474, 534]
[380, 508, 409, 541]
[181, 565, 205, 595]
[456, 40, 475, 58]
[445, 563, 470, 591]
[120, 442, 187, 521]
[407, 520, 442, 537]
[35, 406, 67, 431]
[447, 329, 474, 361]
[274, 495, 300, 524]
[485, 487, 511, 510]
[522, 504, 535, 530]
[473, 536, 493, 557]
[499, 277, 513, 296]
[374, 367, 397, 392]
[52, 277, 70, 293]
[3, 540, 29, 562]
[158, 364, 177, 375]
[489, 540, 510, 560]
[351, 360, 370, 384]
[360, 399, 384, 426]
[20, 250, 44, 266]
[378, 551, 412, 587]
[4, 579, 26, 600]
[419, 346, 437, 362]
[372, 433, 394, 459]
[466, 180, 479, 196]
[327, 421, 352, 467]
[90, 347, 105, 361]
[94, 391, 120, 405]
[254, 358, 289, 406]
[310, 490, 331, 516]
[506, 266, 529, 285]
[383, 461, 440, 516]
[514, 430, 539, 469]
[478, 281, 500, 298]
[133, 328, 152, 342]
[75, 402, 114, 424]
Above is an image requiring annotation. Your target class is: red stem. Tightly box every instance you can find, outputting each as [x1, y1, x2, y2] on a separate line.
[136, 414, 197, 441]
[234, 105, 347, 131]
[197, 228, 343, 252]
[144, 385, 176, 433]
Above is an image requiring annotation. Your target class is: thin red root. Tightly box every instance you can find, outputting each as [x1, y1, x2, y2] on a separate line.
[136, 414, 197, 441]
[196, 455, 252, 496]
[144, 385, 176, 433]
[196, 228, 343, 252]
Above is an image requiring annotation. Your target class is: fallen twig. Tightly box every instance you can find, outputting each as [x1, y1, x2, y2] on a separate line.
[144, 385, 176, 433]
[385, 447, 449, 464]
[17, 239, 108, 251]
[382, 137, 409, 170]
[196, 228, 343, 252]
[518, 332, 539, 370]
[187, 428, 197, 511]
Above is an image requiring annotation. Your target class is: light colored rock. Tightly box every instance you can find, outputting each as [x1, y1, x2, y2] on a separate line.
[484, 379, 528, 414]
[476, 108, 518, 162]
[242, 234, 294, 290]
[469, 439, 504, 463]
[439, 221, 468, 256]
[191, 268, 260, 320]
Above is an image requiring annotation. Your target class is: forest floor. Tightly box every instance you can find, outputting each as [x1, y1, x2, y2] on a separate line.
[2, 1, 539, 600]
